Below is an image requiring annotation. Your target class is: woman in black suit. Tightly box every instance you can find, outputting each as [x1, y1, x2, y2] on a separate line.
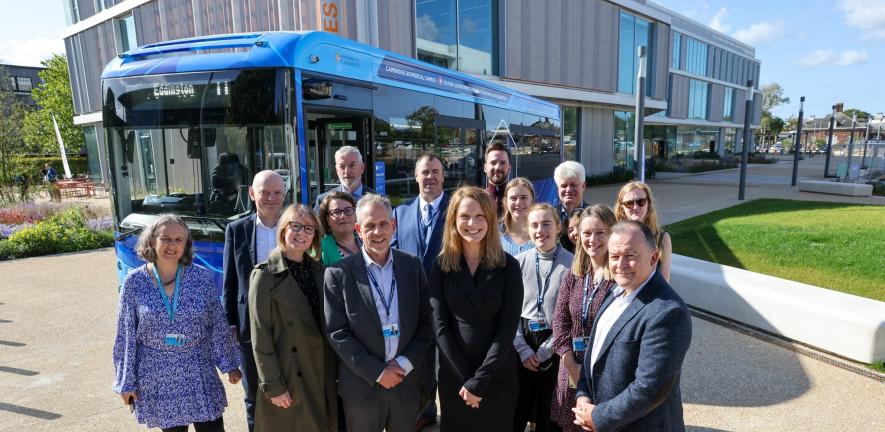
[428, 186, 524, 431]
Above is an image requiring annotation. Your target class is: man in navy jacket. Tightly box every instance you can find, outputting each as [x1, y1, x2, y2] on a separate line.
[390, 153, 448, 429]
[574, 221, 692, 432]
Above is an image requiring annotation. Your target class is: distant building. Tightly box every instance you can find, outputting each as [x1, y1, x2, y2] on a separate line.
[1, 64, 45, 108]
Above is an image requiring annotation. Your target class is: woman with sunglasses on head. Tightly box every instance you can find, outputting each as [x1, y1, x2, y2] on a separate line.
[318, 191, 362, 266]
[500, 177, 536, 257]
[614, 181, 672, 281]
[549, 205, 617, 431]
[249, 204, 338, 432]
[512, 203, 575, 432]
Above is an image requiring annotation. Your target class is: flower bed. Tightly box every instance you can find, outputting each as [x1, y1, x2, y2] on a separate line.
[0, 203, 114, 260]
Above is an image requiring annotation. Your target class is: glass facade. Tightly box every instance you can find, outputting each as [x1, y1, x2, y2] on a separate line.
[688, 79, 709, 120]
[617, 11, 653, 95]
[613, 111, 635, 171]
[723, 87, 735, 122]
[562, 106, 579, 162]
[416, 0, 497, 75]
[685, 37, 708, 76]
[118, 14, 137, 52]
[671, 32, 681, 69]
[83, 125, 102, 181]
[674, 126, 719, 156]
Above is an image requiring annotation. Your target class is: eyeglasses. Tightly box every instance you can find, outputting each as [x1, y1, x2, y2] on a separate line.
[622, 198, 648, 209]
[329, 207, 355, 218]
[287, 222, 316, 234]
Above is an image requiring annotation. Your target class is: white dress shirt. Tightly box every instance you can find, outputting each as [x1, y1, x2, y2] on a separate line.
[361, 247, 414, 380]
[589, 270, 656, 370]
[254, 215, 278, 264]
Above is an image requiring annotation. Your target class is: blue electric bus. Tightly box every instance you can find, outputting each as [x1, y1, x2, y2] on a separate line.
[102, 31, 562, 291]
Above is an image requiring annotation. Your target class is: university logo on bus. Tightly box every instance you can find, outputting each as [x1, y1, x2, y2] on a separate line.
[334, 51, 359, 68]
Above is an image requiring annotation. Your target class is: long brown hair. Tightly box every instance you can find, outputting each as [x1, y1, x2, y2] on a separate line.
[439, 186, 505, 272]
[276, 204, 324, 259]
[614, 181, 662, 245]
[501, 177, 535, 234]
[572, 204, 616, 281]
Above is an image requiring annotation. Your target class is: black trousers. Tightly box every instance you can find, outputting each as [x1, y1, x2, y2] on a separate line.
[161, 416, 224, 432]
[514, 319, 562, 432]
[239, 341, 259, 432]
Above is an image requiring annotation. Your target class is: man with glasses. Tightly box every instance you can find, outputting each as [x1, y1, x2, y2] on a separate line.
[553, 161, 588, 253]
[324, 194, 434, 432]
[390, 153, 448, 430]
[315, 146, 376, 211]
[223, 170, 286, 431]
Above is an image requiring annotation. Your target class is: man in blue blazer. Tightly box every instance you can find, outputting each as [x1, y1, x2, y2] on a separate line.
[390, 153, 448, 429]
[574, 221, 692, 432]
[222, 170, 286, 432]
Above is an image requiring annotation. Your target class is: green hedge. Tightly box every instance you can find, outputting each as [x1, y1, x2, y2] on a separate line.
[0, 206, 113, 259]
[7, 155, 90, 184]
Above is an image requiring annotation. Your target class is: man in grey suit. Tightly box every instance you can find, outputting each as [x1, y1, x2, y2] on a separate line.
[315, 146, 375, 210]
[324, 194, 434, 432]
[574, 221, 692, 432]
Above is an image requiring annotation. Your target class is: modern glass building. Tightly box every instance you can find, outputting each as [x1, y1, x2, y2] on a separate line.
[62, 0, 761, 181]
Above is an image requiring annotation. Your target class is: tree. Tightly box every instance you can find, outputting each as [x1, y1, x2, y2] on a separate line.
[22, 54, 83, 155]
[0, 66, 29, 203]
[758, 113, 785, 149]
[842, 108, 871, 121]
[760, 83, 790, 113]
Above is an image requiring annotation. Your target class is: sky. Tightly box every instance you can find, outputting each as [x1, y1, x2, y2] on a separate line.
[1, 0, 883, 120]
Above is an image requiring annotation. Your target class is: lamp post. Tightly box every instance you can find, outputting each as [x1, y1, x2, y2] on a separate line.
[824, 105, 836, 177]
[633, 46, 647, 182]
[791, 96, 805, 187]
[738, 79, 754, 200]
[846, 113, 857, 181]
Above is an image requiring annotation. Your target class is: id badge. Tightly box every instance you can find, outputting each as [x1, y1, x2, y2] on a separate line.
[572, 336, 590, 353]
[528, 319, 548, 332]
[164, 334, 186, 347]
[382, 323, 400, 339]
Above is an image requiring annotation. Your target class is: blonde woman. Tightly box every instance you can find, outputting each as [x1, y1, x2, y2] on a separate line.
[249, 204, 338, 432]
[499, 177, 535, 257]
[550, 205, 617, 431]
[614, 181, 672, 281]
[429, 186, 523, 431]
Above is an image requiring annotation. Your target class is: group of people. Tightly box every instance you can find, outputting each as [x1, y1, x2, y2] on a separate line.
[113, 144, 692, 432]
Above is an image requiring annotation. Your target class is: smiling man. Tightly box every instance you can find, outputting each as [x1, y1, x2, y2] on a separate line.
[315, 146, 376, 210]
[573, 221, 691, 432]
[554, 161, 588, 253]
[483, 142, 511, 217]
[324, 194, 434, 432]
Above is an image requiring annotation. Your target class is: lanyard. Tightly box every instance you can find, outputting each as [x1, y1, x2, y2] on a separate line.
[152, 264, 183, 322]
[580, 274, 603, 333]
[534, 245, 560, 318]
[417, 202, 438, 257]
[336, 235, 362, 257]
[366, 261, 397, 318]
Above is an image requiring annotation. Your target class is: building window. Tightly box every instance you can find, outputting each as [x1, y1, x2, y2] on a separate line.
[562, 106, 579, 162]
[65, 0, 80, 25]
[671, 32, 681, 69]
[15, 77, 33, 92]
[688, 79, 709, 120]
[613, 111, 635, 171]
[118, 14, 138, 53]
[617, 11, 654, 95]
[685, 37, 707, 76]
[723, 87, 735, 122]
[416, 0, 497, 76]
[94, 0, 105, 13]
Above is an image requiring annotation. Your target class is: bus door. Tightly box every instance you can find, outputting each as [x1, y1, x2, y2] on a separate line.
[305, 115, 371, 203]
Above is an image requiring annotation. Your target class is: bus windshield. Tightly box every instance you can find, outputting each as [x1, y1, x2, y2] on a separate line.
[103, 68, 293, 226]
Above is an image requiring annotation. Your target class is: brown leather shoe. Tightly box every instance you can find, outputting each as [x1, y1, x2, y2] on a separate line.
[415, 417, 437, 431]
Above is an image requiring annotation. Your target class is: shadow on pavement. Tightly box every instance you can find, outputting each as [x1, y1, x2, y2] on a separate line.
[0, 402, 62, 420]
[0, 366, 39, 376]
[0, 319, 12, 323]
[686, 427, 732, 432]
[0, 340, 25, 347]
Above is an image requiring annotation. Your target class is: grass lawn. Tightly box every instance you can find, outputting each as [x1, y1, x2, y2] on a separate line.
[666, 199, 885, 302]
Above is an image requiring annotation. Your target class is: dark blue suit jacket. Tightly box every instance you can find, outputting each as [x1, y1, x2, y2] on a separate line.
[576, 271, 692, 432]
[390, 193, 449, 276]
[222, 213, 257, 342]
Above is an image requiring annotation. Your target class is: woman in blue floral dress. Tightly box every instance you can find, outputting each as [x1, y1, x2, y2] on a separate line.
[113, 215, 242, 432]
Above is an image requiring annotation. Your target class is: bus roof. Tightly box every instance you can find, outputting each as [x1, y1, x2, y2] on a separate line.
[102, 31, 559, 119]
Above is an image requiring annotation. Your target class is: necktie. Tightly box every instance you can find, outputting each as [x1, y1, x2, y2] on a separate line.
[422, 203, 433, 251]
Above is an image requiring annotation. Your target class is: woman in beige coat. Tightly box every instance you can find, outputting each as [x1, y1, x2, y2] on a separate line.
[249, 204, 338, 431]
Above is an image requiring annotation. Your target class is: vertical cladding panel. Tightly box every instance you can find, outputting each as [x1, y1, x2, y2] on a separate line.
[81, 27, 100, 113]
[526, 0, 546, 81]
[678, 32, 686, 71]
[65, 36, 85, 115]
[592, 0, 617, 92]
[706, 44, 714, 78]
[669, 74, 689, 119]
[77, 0, 95, 21]
[753, 92, 762, 124]
[733, 88, 746, 124]
[343, 0, 358, 40]
[546, 0, 562, 85]
[504, 0, 523, 80]
[378, 0, 415, 56]
[159, 0, 196, 41]
[134, 1, 162, 46]
[708, 83, 724, 123]
[582, 107, 614, 175]
[561, 0, 582, 87]
[278, 0, 295, 30]
[653, 23, 669, 100]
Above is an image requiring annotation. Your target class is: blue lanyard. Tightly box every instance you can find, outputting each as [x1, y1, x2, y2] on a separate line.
[534, 245, 560, 318]
[152, 264, 183, 322]
[366, 261, 397, 318]
[580, 274, 603, 332]
[336, 235, 362, 257]
[417, 202, 438, 257]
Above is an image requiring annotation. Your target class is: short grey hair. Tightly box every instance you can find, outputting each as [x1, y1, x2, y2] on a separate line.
[335, 145, 363, 163]
[135, 214, 195, 265]
[355, 193, 392, 223]
[611, 220, 657, 252]
[554, 161, 586, 183]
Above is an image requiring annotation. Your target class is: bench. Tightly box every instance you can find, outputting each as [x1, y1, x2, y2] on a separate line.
[798, 180, 873, 197]
[670, 254, 885, 364]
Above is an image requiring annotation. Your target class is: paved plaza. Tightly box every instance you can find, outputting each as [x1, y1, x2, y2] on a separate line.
[1, 158, 883, 431]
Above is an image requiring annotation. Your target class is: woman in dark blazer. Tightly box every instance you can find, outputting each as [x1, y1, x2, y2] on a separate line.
[428, 186, 524, 431]
[249, 204, 338, 432]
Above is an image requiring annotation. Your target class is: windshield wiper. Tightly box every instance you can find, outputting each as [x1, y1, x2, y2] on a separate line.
[180, 215, 228, 232]
[115, 225, 144, 241]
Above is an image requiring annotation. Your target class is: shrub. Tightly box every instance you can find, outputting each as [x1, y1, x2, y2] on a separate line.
[2, 206, 114, 259]
[586, 167, 636, 186]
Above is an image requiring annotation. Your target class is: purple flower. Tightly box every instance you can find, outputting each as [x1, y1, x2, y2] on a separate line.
[0, 223, 27, 239]
[87, 216, 114, 232]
